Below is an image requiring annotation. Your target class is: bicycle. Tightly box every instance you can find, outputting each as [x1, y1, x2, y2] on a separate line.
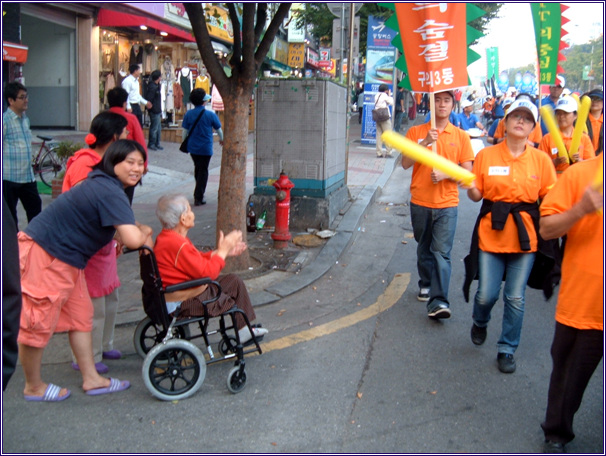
[32, 135, 64, 187]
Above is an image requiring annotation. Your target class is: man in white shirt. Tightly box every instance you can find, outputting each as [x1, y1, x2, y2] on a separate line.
[121, 64, 152, 127]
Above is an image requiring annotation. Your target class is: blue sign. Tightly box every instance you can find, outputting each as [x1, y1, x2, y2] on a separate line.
[361, 16, 397, 146]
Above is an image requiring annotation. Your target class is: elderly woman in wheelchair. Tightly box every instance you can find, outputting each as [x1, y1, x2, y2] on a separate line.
[153, 193, 268, 344]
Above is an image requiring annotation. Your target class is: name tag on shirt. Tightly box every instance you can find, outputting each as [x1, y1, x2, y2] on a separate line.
[550, 147, 558, 156]
[488, 166, 510, 176]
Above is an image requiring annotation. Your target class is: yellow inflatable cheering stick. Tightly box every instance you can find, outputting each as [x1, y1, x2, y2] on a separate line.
[381, 131, 476, 186]
[571, 94, 589, 134]
[568, 96, 592, 161]
[539, 105, 570, 164]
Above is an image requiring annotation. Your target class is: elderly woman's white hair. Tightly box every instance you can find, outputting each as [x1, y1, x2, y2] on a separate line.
[156, 193, 190, 229]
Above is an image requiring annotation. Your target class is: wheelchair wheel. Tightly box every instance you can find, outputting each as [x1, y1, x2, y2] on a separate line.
[133, 317, 191, 358]
[142, 339, 206, 401]
[218, 336, 238, 356]
[226, 365, 247, 394]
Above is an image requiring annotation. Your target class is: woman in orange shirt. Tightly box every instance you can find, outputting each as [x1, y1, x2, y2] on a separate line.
[583, 88, 603, 156]
[538, 97, 595, 177]
[464, 99, 557, 374]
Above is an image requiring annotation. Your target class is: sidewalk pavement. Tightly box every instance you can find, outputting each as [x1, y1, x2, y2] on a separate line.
[29, 114, 420, 328]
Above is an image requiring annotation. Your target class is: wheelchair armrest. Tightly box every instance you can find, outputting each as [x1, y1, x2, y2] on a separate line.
[165, 278, 214, 293]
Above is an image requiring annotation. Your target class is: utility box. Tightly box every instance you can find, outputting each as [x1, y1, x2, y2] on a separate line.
[253, 78, 348, 231]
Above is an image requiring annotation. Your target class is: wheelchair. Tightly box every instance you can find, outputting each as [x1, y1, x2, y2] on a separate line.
[127, 246, 263, 401]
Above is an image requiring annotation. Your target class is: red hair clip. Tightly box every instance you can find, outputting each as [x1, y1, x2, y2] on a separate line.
[84, 133, 96, 145]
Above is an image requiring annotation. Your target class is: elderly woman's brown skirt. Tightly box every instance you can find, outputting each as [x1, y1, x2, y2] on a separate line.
[179, 273, 255, 329]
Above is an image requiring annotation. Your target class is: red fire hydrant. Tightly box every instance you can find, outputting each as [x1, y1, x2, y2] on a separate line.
[271, 172, 295, 249]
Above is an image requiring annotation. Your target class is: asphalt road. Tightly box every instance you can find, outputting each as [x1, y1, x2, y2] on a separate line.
[3, 155, 603, 454]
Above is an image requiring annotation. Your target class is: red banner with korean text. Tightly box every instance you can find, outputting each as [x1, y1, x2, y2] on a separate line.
[395, 3, 468, 93]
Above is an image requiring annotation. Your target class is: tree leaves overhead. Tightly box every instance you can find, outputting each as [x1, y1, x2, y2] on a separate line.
[295, 3, 502, 54]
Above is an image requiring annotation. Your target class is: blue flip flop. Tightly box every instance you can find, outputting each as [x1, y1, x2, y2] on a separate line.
[85, 378, 130, 396]
[24, 383, 71, 402]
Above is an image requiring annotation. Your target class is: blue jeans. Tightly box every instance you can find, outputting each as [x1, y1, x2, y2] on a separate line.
[148, 112, 162, 148]
[410, 203, 458, 309]
[472, 250, 536, 354]
[394, 111, 405, 133]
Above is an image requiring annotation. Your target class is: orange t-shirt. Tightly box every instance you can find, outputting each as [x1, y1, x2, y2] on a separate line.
[62, 148, 101, 192]
[540, 157, 604, 330]
[588, 112, 603, 153]
[405, 122, 474, 208]
[493, 118, 543, 145]
[538, 132, 595, 176]
[472, 142, 557, 253]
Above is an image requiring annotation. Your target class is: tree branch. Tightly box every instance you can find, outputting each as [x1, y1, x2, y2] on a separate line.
[184, 3, 229, 96]
[255, 3, 292, 68]
[226, 3, 241, 69]
[254, 3, 267, 44]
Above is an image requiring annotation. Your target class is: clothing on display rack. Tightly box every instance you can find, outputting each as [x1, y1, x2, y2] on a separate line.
[211, 84, 224, 112]
[129, 44, 143, 66]
[177, 66, 194, 109]
[195, 74, 210, 93]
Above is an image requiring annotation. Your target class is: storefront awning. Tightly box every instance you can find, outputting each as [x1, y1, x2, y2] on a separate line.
[3, 42, 28, 63]
[97, 9, 195, 43]
[211, 41, 231, 56]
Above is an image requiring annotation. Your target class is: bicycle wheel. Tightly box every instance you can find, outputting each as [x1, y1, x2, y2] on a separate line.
[39, 149, 63, 186]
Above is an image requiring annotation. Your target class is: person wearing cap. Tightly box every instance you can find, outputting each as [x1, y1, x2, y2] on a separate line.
[487, 98, 514, 145]
[540, 75, 565, 135]
[490, 94, 543, 147]
[583, 88, 603, 155]
[403, 90, 474, 320]
[458, 99, 486, 134]
[182, 88, 223, 206]
[539, 156, 603, 454]
[463, 99, 557, 374]
[538, 97, 595, 178]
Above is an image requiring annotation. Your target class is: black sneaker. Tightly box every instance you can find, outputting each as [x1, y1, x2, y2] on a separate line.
[497, 353, 516, 373]
[417, 288, 430, 302]
[427, 303, 451, 319]
[543, 440, 566, 453]
[471, 323, 487, 345]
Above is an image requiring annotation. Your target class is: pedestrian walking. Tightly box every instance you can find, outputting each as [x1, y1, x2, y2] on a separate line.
[538, 97, 595, 178]
[374, 84, 394, 158]
[583, 88, 603, 156]
[403, 90, 474, 319]
[145, 70, 164, 151]
[463, 99, 557, 373]
[2, 81, 41, 230]
[394, 85, 405, 133]
[181, 88, 223, 206]
[539, 157, 603, 453]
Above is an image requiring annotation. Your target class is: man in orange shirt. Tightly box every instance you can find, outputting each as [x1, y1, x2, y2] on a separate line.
[539, 157, 603, 453]
[538, 97, 595, 177]
[583, 88, 603, 156]
[403, 90, 474, 319]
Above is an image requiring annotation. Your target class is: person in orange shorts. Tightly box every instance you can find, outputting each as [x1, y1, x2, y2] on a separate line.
[403, 90, 474, 319]
[538, 96, 595, 177]
[539, 157, 603, 453]
[463, 99, 557, 374]
[17, 140, 153, 401]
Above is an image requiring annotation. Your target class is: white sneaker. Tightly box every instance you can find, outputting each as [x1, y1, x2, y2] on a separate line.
[238, 326, 269, 344]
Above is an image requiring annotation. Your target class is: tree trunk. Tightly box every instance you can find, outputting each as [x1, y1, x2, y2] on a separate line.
[217, 86, 253, 272]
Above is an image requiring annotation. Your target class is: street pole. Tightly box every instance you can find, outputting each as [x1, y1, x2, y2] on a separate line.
[345, 3, 355, 186]
[340, 2, 345, 83]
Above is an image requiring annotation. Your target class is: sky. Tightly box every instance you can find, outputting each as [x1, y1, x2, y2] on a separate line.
[467, 2, 604, 82]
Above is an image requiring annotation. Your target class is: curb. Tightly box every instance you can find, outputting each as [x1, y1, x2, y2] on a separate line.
[249, 154, 400, 306]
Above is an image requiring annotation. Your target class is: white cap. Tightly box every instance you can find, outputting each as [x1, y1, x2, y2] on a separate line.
[554, 75, 565, 88]
[555, 96, 577, 113]
[461, 99, 474, 109]
[506, 99, 538, 123]
[503, 97, 515, 107]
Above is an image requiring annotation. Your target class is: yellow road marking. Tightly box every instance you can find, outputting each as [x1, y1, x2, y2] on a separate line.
[259, 273, 410, 354]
